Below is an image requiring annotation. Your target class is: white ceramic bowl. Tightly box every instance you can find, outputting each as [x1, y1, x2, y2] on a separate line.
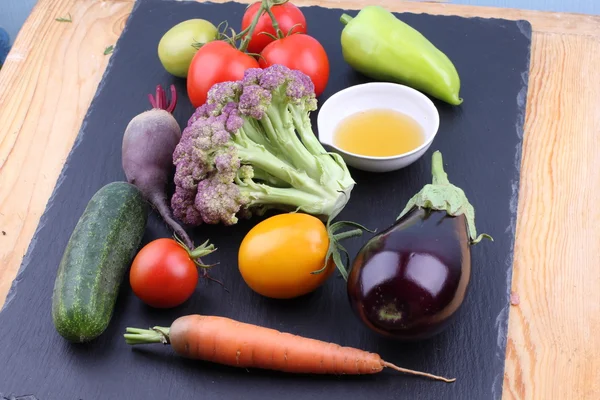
[317, 82, 440, 173]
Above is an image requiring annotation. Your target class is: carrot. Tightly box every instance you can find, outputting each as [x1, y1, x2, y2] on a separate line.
[124, 314, 455, 383]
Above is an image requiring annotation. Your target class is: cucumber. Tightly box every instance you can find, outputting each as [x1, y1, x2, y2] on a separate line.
[51, 181, 148, 343]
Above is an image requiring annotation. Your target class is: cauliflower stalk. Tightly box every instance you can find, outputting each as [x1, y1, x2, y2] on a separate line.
[171, 64, 356, 227]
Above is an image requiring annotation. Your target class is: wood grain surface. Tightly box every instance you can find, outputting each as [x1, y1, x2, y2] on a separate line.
[0, 0, 598, 399]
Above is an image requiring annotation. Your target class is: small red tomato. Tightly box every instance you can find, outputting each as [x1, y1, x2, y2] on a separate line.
[129, 238, 198, 309]
[259, 34, 330, 97]
[187, 40, 260, 108]
[241, 1, 307, 54]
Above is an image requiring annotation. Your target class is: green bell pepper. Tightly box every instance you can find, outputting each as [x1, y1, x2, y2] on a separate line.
[340, 6, 463, 106]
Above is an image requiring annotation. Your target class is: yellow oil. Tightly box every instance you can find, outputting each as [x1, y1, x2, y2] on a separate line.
[333, 108, 425, 157]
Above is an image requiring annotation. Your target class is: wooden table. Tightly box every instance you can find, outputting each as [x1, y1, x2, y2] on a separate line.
[0, 0, 599, 398]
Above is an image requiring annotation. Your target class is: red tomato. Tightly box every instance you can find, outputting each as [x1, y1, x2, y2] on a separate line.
[241, 1, 307, 54]
[187, 40, 260, 108]
[259, 34, 330, 97]
[129, 238, 198, 309]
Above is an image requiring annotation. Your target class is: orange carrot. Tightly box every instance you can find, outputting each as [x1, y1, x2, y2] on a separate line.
[124, 314, 455, 383]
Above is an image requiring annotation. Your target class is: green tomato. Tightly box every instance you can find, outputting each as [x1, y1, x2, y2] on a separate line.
[158, 19, 218, 78]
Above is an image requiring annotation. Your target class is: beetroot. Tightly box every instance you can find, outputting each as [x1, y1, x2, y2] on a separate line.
[121, 84, 194, 249]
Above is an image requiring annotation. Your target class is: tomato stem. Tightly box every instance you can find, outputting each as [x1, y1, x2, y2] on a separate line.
[172, 235, 217, 269]
[258, 31, 278, 41]
[332, 228, 364, 241]
[239, 0, 272, 52]
[264, 3, 284, 39]
[312, 220, 375, 279]
[189, 239, 217, 259]
[286, 23, 303, 36]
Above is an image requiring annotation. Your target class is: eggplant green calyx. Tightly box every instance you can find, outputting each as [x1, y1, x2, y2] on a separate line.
[398, 151, 493, 245]
[312, 219, 375, 280]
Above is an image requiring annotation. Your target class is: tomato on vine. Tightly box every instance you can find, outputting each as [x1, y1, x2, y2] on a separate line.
[187, 0, 288, 108]
[259, 33, 330, 97]
[241, 0, 307, 54]
[187, 41, 259, 108]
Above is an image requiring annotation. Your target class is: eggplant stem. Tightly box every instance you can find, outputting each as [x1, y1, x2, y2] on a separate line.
[431, 151, 450, 185]
[382, 361, 456, 383]
[397, 150, 493, 245]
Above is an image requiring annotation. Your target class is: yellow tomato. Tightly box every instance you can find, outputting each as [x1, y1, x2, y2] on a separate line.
[238, 213, 335, 299]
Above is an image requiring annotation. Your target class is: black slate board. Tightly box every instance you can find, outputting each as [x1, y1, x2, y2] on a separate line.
[0, 0, 531, 399]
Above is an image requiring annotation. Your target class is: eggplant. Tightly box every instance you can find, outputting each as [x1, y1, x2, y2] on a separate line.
[347, 151, 492, 341]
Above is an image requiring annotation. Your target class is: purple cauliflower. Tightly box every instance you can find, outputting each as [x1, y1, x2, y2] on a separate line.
[171, 64, 355, 226]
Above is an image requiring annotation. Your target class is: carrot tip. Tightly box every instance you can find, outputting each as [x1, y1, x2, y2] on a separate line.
[382, 361, 455, 383]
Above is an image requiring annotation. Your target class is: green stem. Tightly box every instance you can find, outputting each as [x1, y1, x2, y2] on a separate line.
[264, 3, 284, 38]
[431, 150, 450, 185]
[289, 106, 353, 185]
[239, 119, 275, 153]
[332, 228, 364, 241]
[236, 145, 328, 197]
[263, 105, 321, 180]
[251, 167, 290, 187]
[340, 14, 353, 25]
[124, 327, 171, 345]
[241, 184, 329, 216]
[239, 0, 271, 52]
[189, 239, 216, 259]
[173, 236, 216, 268]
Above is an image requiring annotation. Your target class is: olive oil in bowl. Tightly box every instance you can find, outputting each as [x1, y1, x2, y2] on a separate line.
[316, 82, 440, 172]
[333, 109, 425, 158]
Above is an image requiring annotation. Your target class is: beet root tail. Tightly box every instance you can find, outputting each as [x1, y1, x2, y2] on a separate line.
[151, 193, 194, 249]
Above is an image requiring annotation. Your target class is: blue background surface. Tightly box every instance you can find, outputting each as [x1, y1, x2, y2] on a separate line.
[0, 0, 598, 59]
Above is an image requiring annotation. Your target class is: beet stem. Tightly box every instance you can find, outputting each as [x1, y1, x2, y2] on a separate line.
[382, 361, 456, 383]
[147, 84, 177, 113]
[155, 85, 165, 109]
[166, 85, 178, 113]
[148, 93, 157, 109]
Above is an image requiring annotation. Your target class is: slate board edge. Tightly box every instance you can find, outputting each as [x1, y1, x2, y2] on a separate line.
[187, 0, 534, 27]
[490, 27, 533, 399]
[0, 0, 145, 314]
